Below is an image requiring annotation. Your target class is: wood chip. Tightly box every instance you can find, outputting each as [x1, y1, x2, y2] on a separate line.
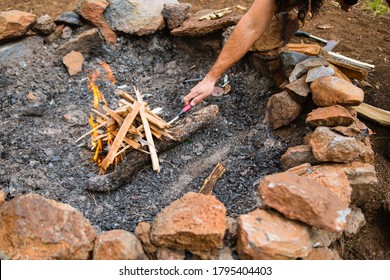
[199, 162, 226, 195]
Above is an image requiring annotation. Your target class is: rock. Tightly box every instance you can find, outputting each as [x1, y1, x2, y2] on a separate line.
[162, 3, 191, 30]
[217, 247, 235, 260]
[44, 25, 65, 44]
[0, 190, 5, 205]
[384, 193, 390, 218]
[75, 0, 117, 43]
[311, 76, 364, 106]
[345, 207, 366, 237]
[134, 222, 157, 257]
[303, 165, 352, 206]
[190, 249, 219, 260]
[104, 0, 178, 36]
[264, 91, 303, 129]
[258, 172, 350, 232]
[56, 28, 103, 56]
[304, 248, 341, 260]
[0, 36, 43, 63]
[280, 51, 310, 77]
[309, 126, 373, 163]
[289, 57, 329, 83]
[63, 51, 84, 76]
[0, 193, 96, 260]
[306, 105, 355, 128]
[156, 247, 185, 260]
[93, 229, 146, 260]
[55, 11, 84, 27]
[305, 66, 335, 83]
[310, 228, 340, 248]
[61, 26, 73, 39]
[280, 145, 318, 170]
[237, 209, 312, 260]
[171, 9, 240, 36]
[250, 12, 299, 52]
[284, 75, 310, 103]
[31, 15, 56, 35]
[0, 10, 36, 42]
[328, 162, 378, 206]
[150, 192, 226, 251]
[224, 216, 238, 247]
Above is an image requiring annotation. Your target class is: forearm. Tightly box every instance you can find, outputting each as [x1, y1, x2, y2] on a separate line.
[205, 0, 277, 82]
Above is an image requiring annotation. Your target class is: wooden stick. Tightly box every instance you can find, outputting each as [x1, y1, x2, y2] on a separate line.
[75, 121, 108, 143]
[100, 102, 141, 173]
[355, 103, 390, 126]
[134, 87, 160, 172]
[199, 162, 226, 195]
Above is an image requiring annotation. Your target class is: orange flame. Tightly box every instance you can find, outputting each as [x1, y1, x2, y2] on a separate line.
[100, 61, 116, 85]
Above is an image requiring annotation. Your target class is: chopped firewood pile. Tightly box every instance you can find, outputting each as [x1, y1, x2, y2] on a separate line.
[76, 84, 172, 174]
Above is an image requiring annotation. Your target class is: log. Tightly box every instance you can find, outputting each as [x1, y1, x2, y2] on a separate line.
[286, 43, 322, 56]
[354, 103, 390, 126]
[86, 104, 220, 192]
[199, 162, 226, 195]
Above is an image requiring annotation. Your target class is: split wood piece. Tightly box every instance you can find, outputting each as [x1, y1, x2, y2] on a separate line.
[329, 63, 351, 83]
[118, 98, 169, 129]
[115, 89, 170, 128]
[134, 86, 160, 172]
[75, 120, 109, 143]
[326, 56, 369, 80]
[354, 103, 390, 126]
[99, 102, 141, 173]
[199, 162, 226, 195]
[286, 43, 322, 56]
[86, 104, 220, 192]
[110, 130, 142, 150]
[327, 51, 375, 71]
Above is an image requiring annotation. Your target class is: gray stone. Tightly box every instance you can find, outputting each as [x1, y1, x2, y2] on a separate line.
[31, 14, 56, 35]
[0, 36, 44, 63]
[104, 0, 179, 36]
[280, 51, 310, 77]
[55, 11, 84, 27]
[55, 28, 103, 56]
[306, 66, 335, 83]
[162, 3, 191, 30]
[289, 57, 329, 83]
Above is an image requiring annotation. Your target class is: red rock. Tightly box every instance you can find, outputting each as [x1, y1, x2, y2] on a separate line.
[309, 126, 371, 163]
[63, 51, 84, 76]
[237, 209, 312, 260]
[280, 145, 318, 170]
[0, 10, 36, 42]
[285, 75, 310, 103]
[311, 76, 364, 106]
[251, 12, 299, 51]
[304, 248, 341, 260]
[306, 105, 355, 127]
[93, 230, 146, 260]
[265, 91, 303, 129]
[303, 165, 352, 206]
[258, 172, 350, 232]
[156, 247, 185, 260]
[310, 228, 340, 248]
[345, 207, 366, 237]
[0, 190, 5, 205]
[135, 222, 157, 257]
[75, 0, 117, 44]
[171, 10, 241, 36]
[0, 193, 96, 259]
[150, 192, 226, 251]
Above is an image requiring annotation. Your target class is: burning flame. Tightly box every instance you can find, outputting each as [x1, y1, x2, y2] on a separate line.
[100, 61, 116, 85]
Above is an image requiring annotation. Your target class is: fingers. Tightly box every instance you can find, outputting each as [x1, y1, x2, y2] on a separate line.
[183, 79, 216, 106]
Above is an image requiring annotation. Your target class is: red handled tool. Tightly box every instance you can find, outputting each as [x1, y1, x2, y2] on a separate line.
[168, 103, 192, 125]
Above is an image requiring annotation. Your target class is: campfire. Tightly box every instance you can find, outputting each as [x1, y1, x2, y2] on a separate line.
[76, 64, 172, 174]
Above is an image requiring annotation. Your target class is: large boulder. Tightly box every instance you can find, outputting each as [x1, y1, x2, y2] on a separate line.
[0, 193, 96, 259]
[0, 10, 36, 42]
[258, 172, 350, 232]
[104, 0, 179, 36]
[237, 209, 312, 260]
[150, 192, 226, 251]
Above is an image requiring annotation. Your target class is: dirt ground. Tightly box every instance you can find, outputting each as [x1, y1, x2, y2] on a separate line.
[0, 0, 389, 259]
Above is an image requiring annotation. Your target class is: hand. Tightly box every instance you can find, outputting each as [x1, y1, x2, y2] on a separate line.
[183, 77, 217, 106]
[336, 0, 356, 12]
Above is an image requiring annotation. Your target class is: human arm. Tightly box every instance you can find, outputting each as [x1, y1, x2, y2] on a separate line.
[183, 0, 277, 106]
